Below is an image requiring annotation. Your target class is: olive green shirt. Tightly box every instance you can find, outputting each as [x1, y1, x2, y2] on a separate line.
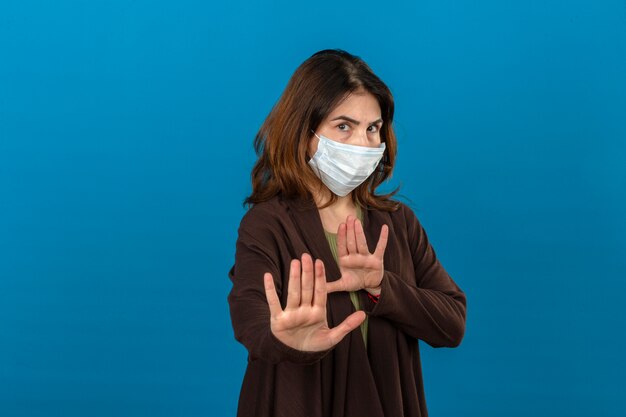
[322, 205, 369, 348]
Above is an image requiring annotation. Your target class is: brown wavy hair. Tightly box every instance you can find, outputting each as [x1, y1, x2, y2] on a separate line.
[244, 49, 400, 211]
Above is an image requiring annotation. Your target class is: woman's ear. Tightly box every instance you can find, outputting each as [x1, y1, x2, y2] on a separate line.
[307, 133, 319, 159]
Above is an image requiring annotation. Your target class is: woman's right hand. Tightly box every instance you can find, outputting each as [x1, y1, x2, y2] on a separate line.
[264, 253, 366, 352]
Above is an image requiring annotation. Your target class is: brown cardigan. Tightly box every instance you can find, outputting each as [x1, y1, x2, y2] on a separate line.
[228, 195, 466, 417]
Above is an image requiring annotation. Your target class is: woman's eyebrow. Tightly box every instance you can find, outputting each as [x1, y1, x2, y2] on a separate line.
[330, 115, 383, 125]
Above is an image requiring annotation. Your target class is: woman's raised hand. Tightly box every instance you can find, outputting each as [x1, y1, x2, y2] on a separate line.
[264, 253, 366, 352]
[326, 216, 389, 295]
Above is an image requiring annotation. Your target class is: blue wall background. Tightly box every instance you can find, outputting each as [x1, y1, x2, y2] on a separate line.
[1, 0, 625, 416]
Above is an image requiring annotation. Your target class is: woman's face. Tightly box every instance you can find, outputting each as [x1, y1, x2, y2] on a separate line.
[308, 90, 383, 157]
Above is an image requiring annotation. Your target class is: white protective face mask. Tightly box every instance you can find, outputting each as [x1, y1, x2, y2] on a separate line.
[308, 131, 386, 197]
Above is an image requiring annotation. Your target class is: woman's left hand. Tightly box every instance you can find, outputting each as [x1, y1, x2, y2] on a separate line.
[326, 215, 389, 295]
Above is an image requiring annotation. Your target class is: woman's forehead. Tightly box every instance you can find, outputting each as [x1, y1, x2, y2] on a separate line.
[326, 91, 382, 122]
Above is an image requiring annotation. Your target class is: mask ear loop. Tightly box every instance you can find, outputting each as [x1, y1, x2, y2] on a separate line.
[307, 129, 319, 162]
[377, 158, 387, 172]
[376, 145, 390, 172]
[310, 129, 322, 141]
[307, 129, 331, 192]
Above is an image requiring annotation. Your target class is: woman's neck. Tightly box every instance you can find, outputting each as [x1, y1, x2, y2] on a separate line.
[311, 188, 358, 233]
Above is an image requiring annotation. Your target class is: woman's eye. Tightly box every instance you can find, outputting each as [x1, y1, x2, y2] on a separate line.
[368, 125, 380, 133]
[337, 124, 349, 131]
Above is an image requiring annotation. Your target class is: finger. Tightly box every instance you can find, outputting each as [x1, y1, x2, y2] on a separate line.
[327, 310, 366, 347]
[300, 253, 314, 306]
[263, 273, 283, 318]
[337, 223, 348, 257]
[313, 259, 327, 307]
[374, 224, 389, 259]
[354, 219, 370, 254]
[346, 215, 357, 254]
[286, 259, 301, 309]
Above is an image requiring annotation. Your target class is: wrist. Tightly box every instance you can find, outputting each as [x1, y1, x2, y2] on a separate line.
[364, 270, 384, 296]
[365, 286, 381, 296]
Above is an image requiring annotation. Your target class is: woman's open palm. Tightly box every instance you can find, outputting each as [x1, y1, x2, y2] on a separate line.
[326, 216, 389, 294]
[264, 253, 366, 352]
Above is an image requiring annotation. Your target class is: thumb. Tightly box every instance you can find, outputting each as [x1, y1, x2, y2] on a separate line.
[325, 278, 345, 294]
[326, 311, 366, 347]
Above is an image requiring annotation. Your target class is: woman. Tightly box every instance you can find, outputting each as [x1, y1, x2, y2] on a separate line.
[228, 49, 466, 417]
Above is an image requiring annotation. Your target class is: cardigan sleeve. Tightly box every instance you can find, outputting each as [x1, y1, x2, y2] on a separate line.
[364, 204, 467, 348]
[227, 210, 332, 364]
